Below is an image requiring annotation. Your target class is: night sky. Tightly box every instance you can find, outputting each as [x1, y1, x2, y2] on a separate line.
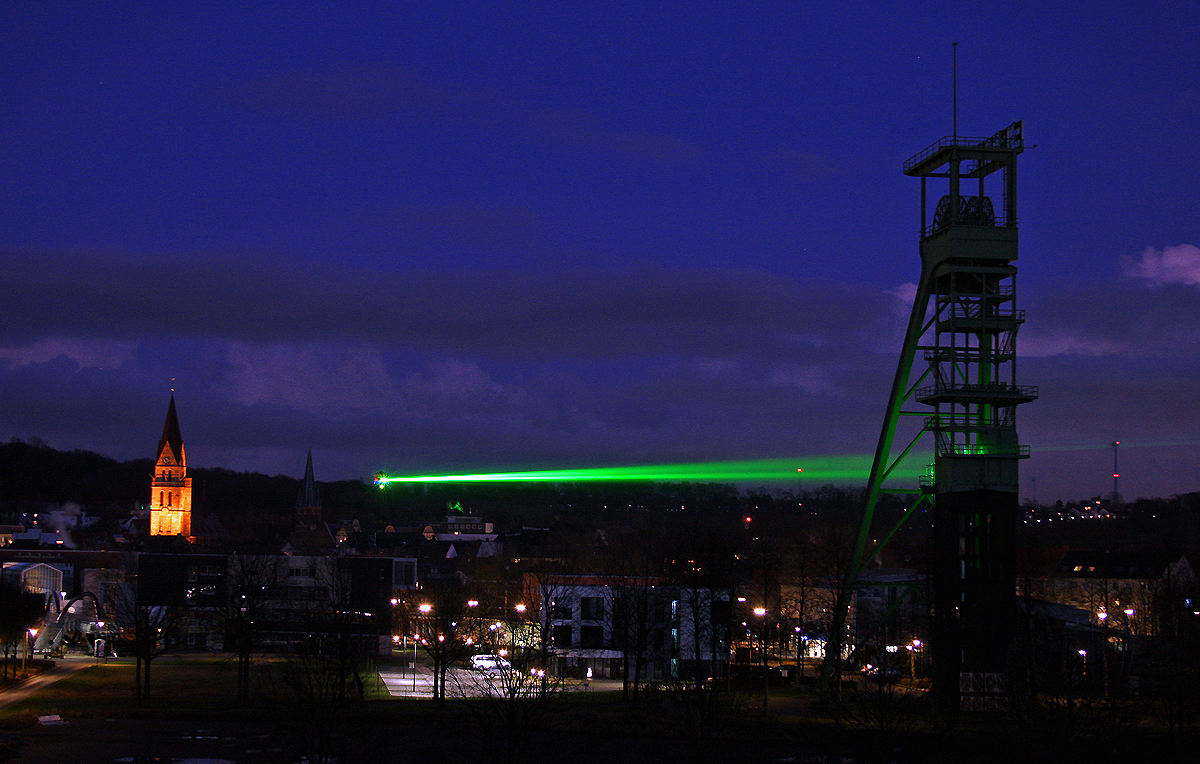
[3, 2, 1198, 503]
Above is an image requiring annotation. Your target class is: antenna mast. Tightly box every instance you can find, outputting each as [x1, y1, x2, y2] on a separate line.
[952, 42, 958, 141]
[1112, 441, 1120, 504]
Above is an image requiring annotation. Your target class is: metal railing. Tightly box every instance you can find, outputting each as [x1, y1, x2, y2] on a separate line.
[939, 443, 1030, 458]
[915, 382, 1039, 401]
[904, 135, 993, 172]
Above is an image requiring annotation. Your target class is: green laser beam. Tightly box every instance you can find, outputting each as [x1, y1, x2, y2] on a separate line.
[373, 455, 928, 485]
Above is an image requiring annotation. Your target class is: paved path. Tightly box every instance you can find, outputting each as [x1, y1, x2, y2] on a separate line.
[378, 666, 622, 698]
[0, 654, 95, 712]
[378, 666, 437, 697]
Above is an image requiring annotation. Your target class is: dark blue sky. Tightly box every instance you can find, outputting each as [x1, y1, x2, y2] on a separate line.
[3, 1, 1198, 503]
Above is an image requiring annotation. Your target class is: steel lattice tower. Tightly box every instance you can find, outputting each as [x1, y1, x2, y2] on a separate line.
[821, 121, 1035, 711]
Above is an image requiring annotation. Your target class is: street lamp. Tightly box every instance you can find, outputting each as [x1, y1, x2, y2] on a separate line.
[794, 627, 804, 684]
[1078, 649, 1088, 678]
[24, 628, 37, 675]
[1096, 610, 1110, 697]
[753, 607, 768, 710]
[412, 633, 420, 691]
[906, 639, 922, 680]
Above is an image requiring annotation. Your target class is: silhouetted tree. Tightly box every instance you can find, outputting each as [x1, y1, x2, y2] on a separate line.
[408, 574, 477, 701]
[0, 578, 44, 678]
[223, 554, 283, 700]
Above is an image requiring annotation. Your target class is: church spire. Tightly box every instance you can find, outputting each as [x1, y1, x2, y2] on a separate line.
[296, 449, 322, 531]
[158, 393, 185, 466]
[298, 448, 320, 509]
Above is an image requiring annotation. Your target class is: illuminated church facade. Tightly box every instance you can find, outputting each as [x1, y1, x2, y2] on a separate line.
[149, 394, 193, 540]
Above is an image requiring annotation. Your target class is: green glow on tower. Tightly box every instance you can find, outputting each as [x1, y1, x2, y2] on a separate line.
[373, 455, 924, 486]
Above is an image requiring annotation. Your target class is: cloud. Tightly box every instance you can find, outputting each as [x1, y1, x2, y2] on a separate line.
[0, 247, 895, 362]
[1023, 262, 1200, 359]
[1122, 244, 1200, 287]
[0, 338, 137, 369]
[222, 65, 507, 123]
[8, 244, 1195, 500]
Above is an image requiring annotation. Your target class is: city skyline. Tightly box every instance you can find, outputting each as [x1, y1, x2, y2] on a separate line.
[3, 2, 1199, 503]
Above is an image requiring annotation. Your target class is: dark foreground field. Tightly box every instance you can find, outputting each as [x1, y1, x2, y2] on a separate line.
[2, 657, 1198, 764]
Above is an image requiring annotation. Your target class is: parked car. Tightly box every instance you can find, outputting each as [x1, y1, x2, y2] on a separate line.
[470, 654, 511, 673]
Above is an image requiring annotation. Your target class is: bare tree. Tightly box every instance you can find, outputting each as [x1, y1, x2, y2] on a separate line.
[781, 539, 820, 686]
[223, 554, 283, 700]
[457, 655, 579, 764]
[517, 566, 584, 689]
[607, 572, 665, 702]
[0, 578, 43, 679]
[408, 574, 478, 701]
[110, 579, 186, 699]
[269, 632, 380, 764]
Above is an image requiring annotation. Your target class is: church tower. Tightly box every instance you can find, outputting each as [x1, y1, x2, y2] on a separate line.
[296, 449, 322, 531]
[149, 394, 193, 539]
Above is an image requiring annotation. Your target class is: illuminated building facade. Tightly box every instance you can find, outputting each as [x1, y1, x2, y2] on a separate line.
[149, 394, 193, 540]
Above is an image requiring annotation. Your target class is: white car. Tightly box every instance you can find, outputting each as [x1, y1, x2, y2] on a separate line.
[470, 654, 511, 673]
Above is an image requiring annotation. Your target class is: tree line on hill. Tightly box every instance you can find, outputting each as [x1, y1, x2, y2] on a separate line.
[0, 439, 872, 529]
[3, 439, 1196, 555]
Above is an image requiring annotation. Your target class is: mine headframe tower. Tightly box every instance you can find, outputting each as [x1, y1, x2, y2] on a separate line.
[821, 121, 1035, 712]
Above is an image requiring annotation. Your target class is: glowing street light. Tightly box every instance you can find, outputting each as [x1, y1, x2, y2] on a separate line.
[906, 639, 922, 679]
[24, 628, 37, 675]
[418, 603, 432, 614]
[752, 607, 768, 710]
